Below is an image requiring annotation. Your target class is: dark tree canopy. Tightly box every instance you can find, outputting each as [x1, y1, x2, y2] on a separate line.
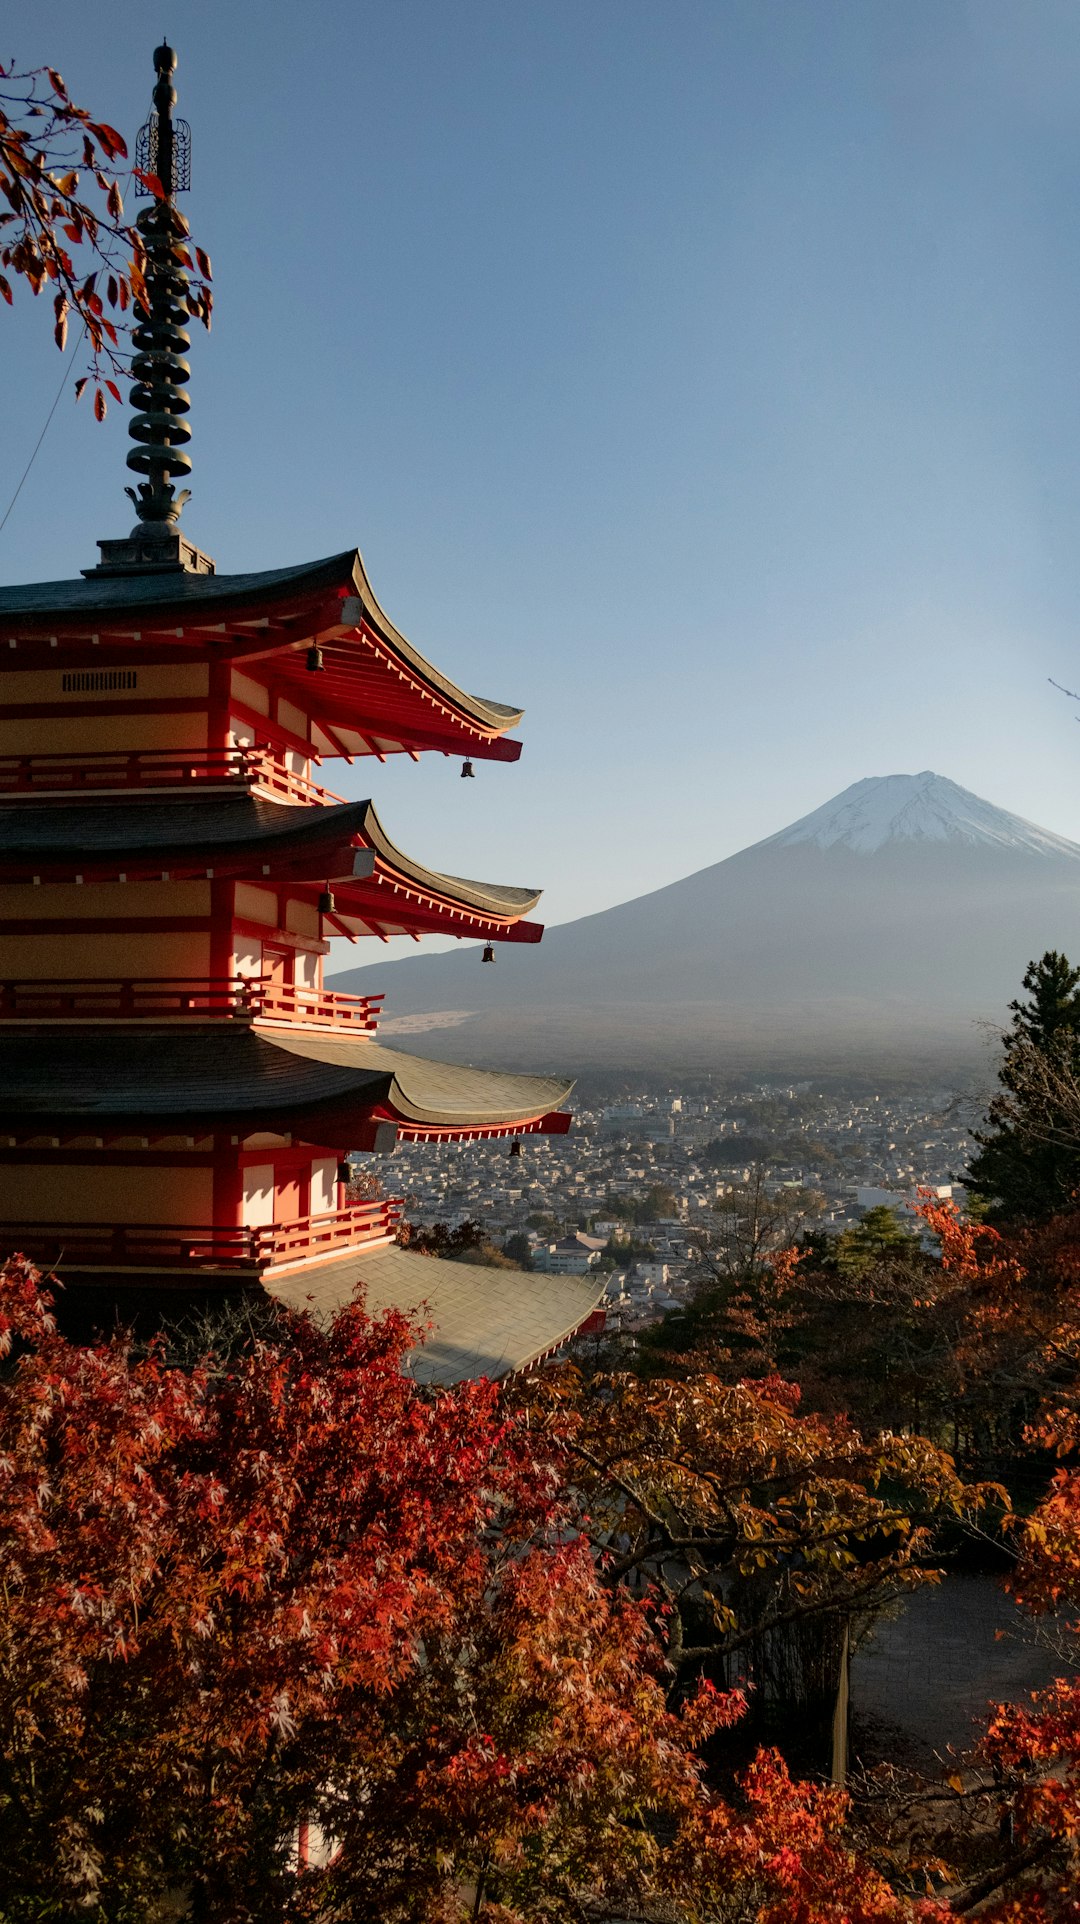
[967, 950, 1080, 1222]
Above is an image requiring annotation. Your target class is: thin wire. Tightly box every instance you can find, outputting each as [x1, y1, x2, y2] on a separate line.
[0, 148, 139, 544]
[0, 322, 86, 540]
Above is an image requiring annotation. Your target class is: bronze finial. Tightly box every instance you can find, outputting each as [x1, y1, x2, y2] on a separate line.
[87, 40, 214, 574]
[123, 42, 194, 535]
[135, 42, 191, 200]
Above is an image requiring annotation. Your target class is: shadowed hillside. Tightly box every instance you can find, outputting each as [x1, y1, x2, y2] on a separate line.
[331, 774, 1080, 1073]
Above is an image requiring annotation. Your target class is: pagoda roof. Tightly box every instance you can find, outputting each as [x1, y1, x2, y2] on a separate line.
[0, 549, 523, 763]
[0, 793, 541, 941]
[0, 1028, 572, 1145]
[269, 1245, 604, 1385]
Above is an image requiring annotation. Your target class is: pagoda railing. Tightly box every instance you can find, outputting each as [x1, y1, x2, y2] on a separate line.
[0, 977, 383, 1031]
[1, 1201, 403, 1273]
[263, 1200, 402, 1267]
[0, 747, 343, 806]
[252, 983, 383, 1030]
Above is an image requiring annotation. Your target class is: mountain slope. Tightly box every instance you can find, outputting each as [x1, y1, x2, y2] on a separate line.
[330, 773, 1080, 1073]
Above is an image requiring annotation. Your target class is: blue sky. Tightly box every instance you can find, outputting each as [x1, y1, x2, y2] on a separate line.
[5, 2, 1080, 967]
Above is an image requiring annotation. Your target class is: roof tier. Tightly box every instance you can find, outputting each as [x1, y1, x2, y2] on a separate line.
[270, 1245, 604, 1384]
[48, 1253, 602, 1385]
[0, 794, 543, 944]
[0, 1027, 573, 1148]
[0, 550, 523, 763]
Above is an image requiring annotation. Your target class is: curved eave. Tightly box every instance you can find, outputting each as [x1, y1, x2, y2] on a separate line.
[366, 1110, 571, 1147]
[269, 1033, 573, 1137]
[328, 892, 544, 946]
[0, 549, 523, 759]
[0, 1029, 574, 1143]
[341, 550, 523, 738]
[0, 794, 543, 942]
[0, 1111, 573, 1152]
[355, 800, 541, 927]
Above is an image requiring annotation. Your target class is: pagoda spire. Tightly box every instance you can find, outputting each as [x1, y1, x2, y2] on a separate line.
[88, 40, 214, 578]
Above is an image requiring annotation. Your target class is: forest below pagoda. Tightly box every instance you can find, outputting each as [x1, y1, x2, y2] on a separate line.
[0, 952, 1079, 1921]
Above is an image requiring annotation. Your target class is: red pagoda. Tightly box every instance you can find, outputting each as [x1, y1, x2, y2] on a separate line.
[0, 44, 601, 1382]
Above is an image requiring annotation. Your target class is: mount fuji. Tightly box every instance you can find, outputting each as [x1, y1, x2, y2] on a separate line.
[331, 773, 1080, 1075]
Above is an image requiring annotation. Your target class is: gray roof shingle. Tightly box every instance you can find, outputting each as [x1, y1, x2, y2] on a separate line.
[269, 1243, 602, 1384]
[0, 794, 540, 915]
[0, 1027, 572, 1129]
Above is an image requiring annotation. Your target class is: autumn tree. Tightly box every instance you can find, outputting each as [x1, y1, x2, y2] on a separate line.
[776, 1235, 968, 1442]
[967, 950, 1080, 1222]
[919, 1200, 1080, 1913]
[0, 1255, 967, 1924]
[639, 1175, 824, 1375]
[520, 1357, 993, 1760]
[890, 1196, 1080, 1466]
[773, 1198, 1080, 1460]
[710, 1164, 825, 1279]
[396, 1215, 522, 1267]
[978, 1397, 1080, 1915]
[1, 56, 211, 415]
[833, 1206, 1080, 1919]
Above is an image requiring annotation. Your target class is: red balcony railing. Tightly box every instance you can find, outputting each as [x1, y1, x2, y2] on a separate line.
[263, 1201, 402, 1267]
[0, 747, 343, 806]
[254, 984, 383, 1030]
[1, 1201, 403, 1274]
[0, 977, 383, 1031]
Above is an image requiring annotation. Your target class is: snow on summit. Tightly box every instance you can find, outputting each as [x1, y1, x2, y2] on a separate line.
[759, 772, 1080, 858]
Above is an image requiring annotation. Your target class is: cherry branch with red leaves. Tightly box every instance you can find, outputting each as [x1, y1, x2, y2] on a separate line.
[0, 62, 212, 421]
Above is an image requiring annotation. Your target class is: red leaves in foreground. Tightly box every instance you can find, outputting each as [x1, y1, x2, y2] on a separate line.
[0, 1256, 953, 1923]
[905, 1204, 1080, 1919]
[0, 62, 212, 409]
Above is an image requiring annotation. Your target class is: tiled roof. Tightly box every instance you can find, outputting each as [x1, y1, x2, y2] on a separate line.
[0, 793, 540, 917]
[0, 1027, 572, 1131]
[0, 548, 521, 733]
[268, 1243, 603, 1384]
[0, 553, 353, 619]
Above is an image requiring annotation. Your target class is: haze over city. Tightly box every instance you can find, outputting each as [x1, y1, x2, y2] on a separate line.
[5, 2, 1080, 964]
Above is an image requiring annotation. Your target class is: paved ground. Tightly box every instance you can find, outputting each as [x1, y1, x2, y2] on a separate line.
[851, 1574, 1076, 1768]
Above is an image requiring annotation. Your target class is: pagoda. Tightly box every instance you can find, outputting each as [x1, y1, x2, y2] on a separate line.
[0, 44, 602, 1382]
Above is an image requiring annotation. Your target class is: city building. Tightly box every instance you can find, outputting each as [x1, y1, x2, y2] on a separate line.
[0, 43, 603, 1382]
[532, 1235, 602, 1276]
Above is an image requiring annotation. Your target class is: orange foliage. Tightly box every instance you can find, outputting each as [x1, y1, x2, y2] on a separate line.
[0, 1255, 961, 1923]
[0, 60, 212, 410]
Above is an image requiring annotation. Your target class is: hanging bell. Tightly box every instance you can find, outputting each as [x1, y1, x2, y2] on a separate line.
[318, 887, 336, 915]
[307, 644, 325, 672]
[461, 759, 475, 779]
[337, 1160, 352, 1185]
[482, 943, 495, 964]
[508, 1138, 522, 1160]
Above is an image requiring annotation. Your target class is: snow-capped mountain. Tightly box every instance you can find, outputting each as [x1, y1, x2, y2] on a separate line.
[760, 772, 1080, 859]
[332, 774, 1080, 1073]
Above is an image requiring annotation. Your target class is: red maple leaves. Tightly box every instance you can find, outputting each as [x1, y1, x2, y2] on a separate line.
[0, 62, 212, 414]
[0, 1256, 903, 1919]
[3, 1246, 1078, 1918]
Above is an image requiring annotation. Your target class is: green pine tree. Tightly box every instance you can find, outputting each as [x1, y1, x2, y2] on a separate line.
[966, 949, 1080, 1221]
[836, 1205, 919, 1278]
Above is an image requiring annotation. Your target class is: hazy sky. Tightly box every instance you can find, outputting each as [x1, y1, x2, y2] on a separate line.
[5, 2, 1080, 969]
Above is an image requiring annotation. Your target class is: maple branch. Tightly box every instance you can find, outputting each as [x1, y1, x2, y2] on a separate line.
[948, 1834, 1059, 1912]
[0, 62, 212, 419]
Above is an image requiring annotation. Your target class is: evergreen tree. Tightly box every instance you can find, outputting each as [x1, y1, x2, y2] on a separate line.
[966, 949, 1080, 1220]
[835, 1205, 919, 1277]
